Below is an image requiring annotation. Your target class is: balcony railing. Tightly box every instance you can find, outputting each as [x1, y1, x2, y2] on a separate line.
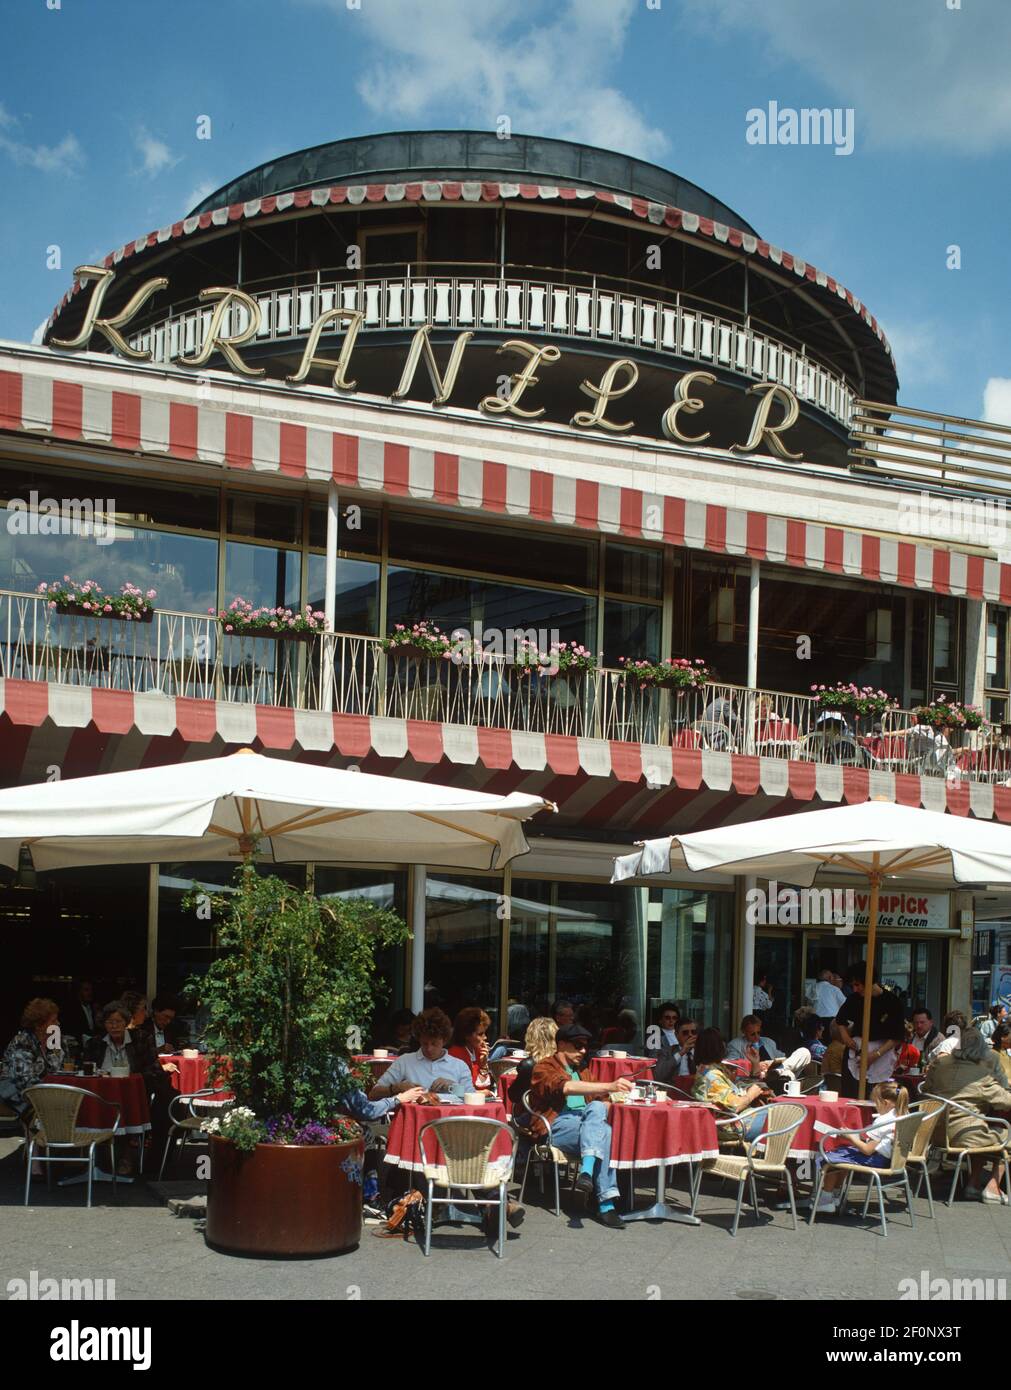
[127, 268, 856, 428]
[4, 591, 1006, 784]
[850, 400, 1011, 499]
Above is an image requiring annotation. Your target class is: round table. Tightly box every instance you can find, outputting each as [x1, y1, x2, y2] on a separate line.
[588, 1056, 656, 1084]
[353, 1054, 394, 1081]
[497, 1072, 519, 1107]
[159, 1054, 233, 1100]
[608, 1099, 718, 1224]
[42, 1073, 151, 1134]
[894, 1071, 923, 1097]
[383, 1100, 512, 1175]
[771, 1094, 875, 1156]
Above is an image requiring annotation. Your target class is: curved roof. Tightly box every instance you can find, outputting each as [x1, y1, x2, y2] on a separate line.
[188, 129, 758, 234]
[45, 178, 894, 373]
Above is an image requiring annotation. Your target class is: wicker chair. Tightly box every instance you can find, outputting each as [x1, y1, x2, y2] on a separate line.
[158, 1088, 233, 1181]
[23, 1083, 121, 1208]
[516, 1088, 575, 1216]
[920, 1091, 1011, 1206]
[693, 1103, 805, 1236]
[808, 1111, 924, 1237]
[488, 1057, 521, 1083]
[418, 1116, 518, 1257]
[905, 1098, 946, 1217]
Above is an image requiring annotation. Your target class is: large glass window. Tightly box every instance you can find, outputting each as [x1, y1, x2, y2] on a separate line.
[688, 557, 750, 685]
[224, 541, 300, 610]
[307, 553, 379, 635]
[648, 888, 733, 1039]
[389, 513, 596, 590]
[386, 567, 596, 650]
[227, 492, 301, 545]
[314, 867, 408, 1043]
[425, 875, 503, 1031]
[932, 594, 962, 690]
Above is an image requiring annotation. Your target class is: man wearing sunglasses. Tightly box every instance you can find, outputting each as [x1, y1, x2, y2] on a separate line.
[655, 1019, 699, 1081]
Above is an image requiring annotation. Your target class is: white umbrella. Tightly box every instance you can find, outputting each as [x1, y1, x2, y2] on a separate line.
[613, 801, 1011, 1096]
[0, 748, 553, 871]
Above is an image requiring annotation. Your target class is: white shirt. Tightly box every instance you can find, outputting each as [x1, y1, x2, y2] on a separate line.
[100, 1030, 132, 1072]
[813, 980, 846, 1016]
[933, 1030, 961, 1058]
[374, 1048, 473, 1092]
[865, 1109, 897, 1161]
[753, 986, 773, 1011]
[660, 1027, 677, 1047]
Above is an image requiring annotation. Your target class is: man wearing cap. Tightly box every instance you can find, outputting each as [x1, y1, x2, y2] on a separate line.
[528, 1023, 632, 1229]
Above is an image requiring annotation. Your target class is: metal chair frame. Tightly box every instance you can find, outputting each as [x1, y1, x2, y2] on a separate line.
[920, 1091, 1011, 1206]
[417, 1115, 518, 1258]
[158, 1087, 233, 1180]
[693, 1106, 805, 1237]
[808, 1111, 924, 1237]
[23, 1083, 121, 1209]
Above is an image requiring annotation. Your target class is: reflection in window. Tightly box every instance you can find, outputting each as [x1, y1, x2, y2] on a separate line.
[425, 876, 502, 1030]
[602, 600, 660, 665]
[387, 567, 596, 650]
[307, 553, 380, 635]
[225, 541, 301, 610]
[652, 889, 732, 1039]
[314, 867, 407, 1040]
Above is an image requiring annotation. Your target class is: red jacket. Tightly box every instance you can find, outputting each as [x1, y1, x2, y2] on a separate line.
[447, 1044, 491, 1089]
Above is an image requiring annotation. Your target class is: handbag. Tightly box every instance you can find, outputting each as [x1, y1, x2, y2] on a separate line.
[375, 1188, 427, 1241]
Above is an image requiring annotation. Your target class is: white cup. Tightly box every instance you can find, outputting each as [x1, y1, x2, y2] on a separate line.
[611, 1050, 628, 1059]
[785, 1079, 801, 1097]
[655, 1090, 671, 1103]
[821, 1089, 839, 1103]
[464, 1092, 485, 1106]
[372, 1048, 390, 1059]
[181, 1048, 199, 1059]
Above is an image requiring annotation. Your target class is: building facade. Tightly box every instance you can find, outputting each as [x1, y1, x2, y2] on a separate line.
[2, 130, 1008, 1041]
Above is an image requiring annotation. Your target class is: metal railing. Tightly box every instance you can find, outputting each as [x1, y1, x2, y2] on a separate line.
[4, 590, 1006, 783]
[850, 400, 1011, 499]
[127, 268, 856, 427]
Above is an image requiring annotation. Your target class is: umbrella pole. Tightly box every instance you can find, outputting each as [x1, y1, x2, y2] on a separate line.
[857, 855, 881, 1100]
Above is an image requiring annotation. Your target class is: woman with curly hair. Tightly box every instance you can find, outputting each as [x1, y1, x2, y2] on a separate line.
[0, 998, 64, 1117]
[507, 1016, 558, 1117]
[448, 1006, 494, 1090]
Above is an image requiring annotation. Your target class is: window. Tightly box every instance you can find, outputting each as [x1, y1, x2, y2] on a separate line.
[307, 554, 379, 635]
[389, 512, 596, 589]
[224, 541, 300, 610]
[386, 566, 596, 650]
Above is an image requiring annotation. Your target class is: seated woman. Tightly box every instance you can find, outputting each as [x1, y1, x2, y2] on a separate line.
[992, 1023, 1011, 1085]
[507, 1017, 557, 1122]
[447, 1006, 494, 1091]
[814, 1079, 908, 1214]
[923, 1026, 1011, 1203]
[0, 997, 64, 1119]
[690, 1027, 772, 1142]
[83, 1001, 178, 1169]
[382, 1008, 417, 1055]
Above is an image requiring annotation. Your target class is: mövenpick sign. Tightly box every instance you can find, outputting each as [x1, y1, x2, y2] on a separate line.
[52, 265, 804, 458]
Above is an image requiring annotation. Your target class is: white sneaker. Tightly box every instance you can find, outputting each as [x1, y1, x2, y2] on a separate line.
[815, 1193, 840, 1212]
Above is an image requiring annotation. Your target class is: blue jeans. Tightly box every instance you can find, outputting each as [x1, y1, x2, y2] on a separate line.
[548, 1101, 620, 1203]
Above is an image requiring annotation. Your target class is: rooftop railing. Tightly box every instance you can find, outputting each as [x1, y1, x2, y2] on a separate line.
[3, 590, 1004, 784]
[850, 400, 1011, 499]
[127, 264, 856, 428]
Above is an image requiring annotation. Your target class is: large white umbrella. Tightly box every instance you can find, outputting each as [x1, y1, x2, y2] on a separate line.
[612, 801, 1011, 1096]
[0, 748, 553, 871]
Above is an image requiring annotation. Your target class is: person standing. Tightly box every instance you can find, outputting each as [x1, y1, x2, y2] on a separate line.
[812, 969, 846, 1032]
[834, 967, 905, 1097]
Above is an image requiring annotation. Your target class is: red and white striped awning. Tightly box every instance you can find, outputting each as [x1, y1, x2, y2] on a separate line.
[0, 679, 1002, 825]
[42, 180, 893, 363]
[0, 355, 1005, 605]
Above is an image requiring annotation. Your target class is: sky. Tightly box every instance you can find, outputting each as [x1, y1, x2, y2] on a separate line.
[0, 0, 1008, 421]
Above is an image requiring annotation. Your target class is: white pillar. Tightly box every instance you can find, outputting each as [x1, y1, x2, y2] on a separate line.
[321, 482, 339, 711]
[410, 865, 427, 1014]
[963, 598, 987, 708]
[738, 874, 756, 1024]
[747, 558, 760, 689]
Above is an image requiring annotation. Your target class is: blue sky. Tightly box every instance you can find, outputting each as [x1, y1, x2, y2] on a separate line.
[1, 0, 1008, 420]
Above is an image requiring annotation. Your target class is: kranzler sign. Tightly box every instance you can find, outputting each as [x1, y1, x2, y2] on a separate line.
[851, 891, 950, 933]
[51, 264, 804, 458]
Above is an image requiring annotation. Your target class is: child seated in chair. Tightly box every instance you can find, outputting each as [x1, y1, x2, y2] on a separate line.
[814, 1079, 908, 1213]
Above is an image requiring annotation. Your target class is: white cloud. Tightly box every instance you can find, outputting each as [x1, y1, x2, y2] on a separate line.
[134, 126, 181, 178]
[307, 0, 666, 160]
[679, 0, 1011, 153]
[0, 101, 82, 175]
[184, 179, 217, 212]
[984, 378, 1011, 426]
[877, 318, 949, 394]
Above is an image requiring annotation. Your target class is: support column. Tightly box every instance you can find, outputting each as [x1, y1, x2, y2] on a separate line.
[745, 559, 760, 752]
[410, 865, 427, 1014]
[963, 598, 987, 709]
[146, 864, 159, 999]
[737, 874, 756, 1024]
[321, 482, 339, 711]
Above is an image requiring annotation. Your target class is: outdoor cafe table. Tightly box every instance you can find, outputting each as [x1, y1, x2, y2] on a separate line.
[497, 1072, 518, 1106]
[43, 1072, 151, 1134]
[609, 1098, 718, 1224]
[159, 1053, 233, 1100]
[895, 1071, 923, 1097]
[770, 1094, 876, 1158]
[353, 1054, 394, 1080]
[384, 1098, 512, 1176]
[588, 1055, 656, 1084]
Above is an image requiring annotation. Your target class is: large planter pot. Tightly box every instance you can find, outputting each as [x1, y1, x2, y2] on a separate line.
[205, 1135, 365, 1257]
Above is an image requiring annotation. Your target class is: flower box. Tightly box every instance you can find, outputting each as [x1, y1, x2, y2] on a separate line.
[55, 602, 154, 623]
[216, 599, 329, 640]
[39, 579, 157, 623]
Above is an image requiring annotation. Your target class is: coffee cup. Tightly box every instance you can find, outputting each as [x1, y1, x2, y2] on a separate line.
[372, 1048, 390, 1059]
[611, 1050, 628, 1059]
[784, 1079, 801, 1097]
[655, 1090, 671, 1103]
[181, 1048, 199, 1059]
[464, 1092, 485, 1106]
[821, 1089, 839, 1103]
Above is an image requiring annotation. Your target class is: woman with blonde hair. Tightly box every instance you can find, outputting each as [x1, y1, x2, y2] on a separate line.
[812, 1079, 909, 1214]
[507, 1017, 557, 1117]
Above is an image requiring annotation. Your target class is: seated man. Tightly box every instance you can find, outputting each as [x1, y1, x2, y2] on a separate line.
[528, 1023, 633, 1229]
[654, 1019, 698, 1082]
[138, 994, 188, 1054]
[724, 1014, 811, 1081]
[645, 1001, 680, 1061]
[367, 1007, 473, 1099]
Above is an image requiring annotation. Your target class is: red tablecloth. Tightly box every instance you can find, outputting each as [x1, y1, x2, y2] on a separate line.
[894, 1071, 923, 1096]
[159, 1054, 233, 1101]
[384, 1100, 512, 1174]
[771, 1094, 876, 1156]
[497, 1072, 519, 1106]
[42, 1073, 150, 1134]
[588, 1056, 656, 1084]
[353, 1054, 394, 1080]
[608, 1100, 719, 1170]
